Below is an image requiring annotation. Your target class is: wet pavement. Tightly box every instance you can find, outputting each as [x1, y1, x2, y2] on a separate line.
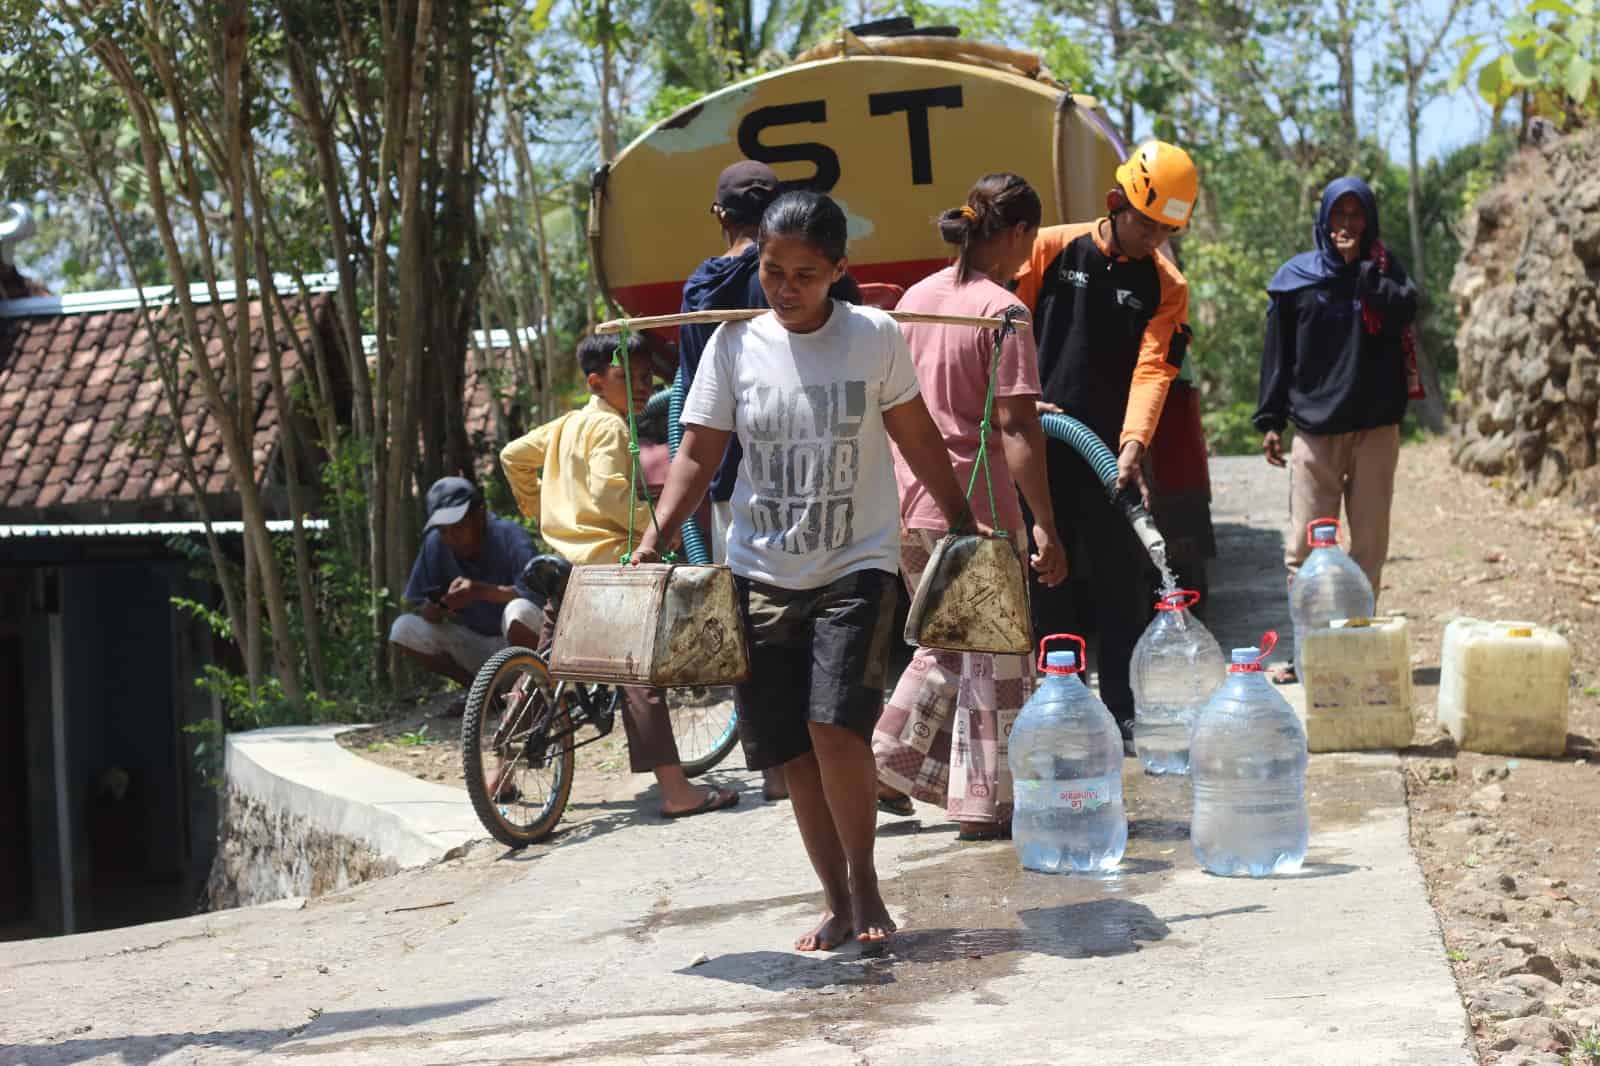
[0, 458, 1473, 1065]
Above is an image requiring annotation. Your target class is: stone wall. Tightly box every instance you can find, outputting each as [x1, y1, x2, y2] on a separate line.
[1450, 130, 1600, 499]
[200, 725, 482, 911]
[205, 789, 399, 910]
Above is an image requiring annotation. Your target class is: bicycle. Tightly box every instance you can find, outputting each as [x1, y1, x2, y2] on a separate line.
[460, 554, 741, 848]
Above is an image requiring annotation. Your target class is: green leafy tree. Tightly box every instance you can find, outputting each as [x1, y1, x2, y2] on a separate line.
[1453, 0, 1600, 130]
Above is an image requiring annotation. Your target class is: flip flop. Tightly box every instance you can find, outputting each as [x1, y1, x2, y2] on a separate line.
[1268, 664, 1297, 686]
[877, 792, 915, 817]
[661, 787, 739, 820]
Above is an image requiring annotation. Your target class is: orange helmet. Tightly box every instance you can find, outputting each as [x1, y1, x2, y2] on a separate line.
[1115, 140, 1199, 228]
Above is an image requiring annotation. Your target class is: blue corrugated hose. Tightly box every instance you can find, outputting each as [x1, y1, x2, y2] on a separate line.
[644, 386, 672, 420]
[665, 369, 711, 564]
[1039, 412, 1120, 490]
[1038, 411, 1164, 550]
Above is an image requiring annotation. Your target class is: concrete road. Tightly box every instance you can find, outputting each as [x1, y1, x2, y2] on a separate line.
[0, 458, 1473, 1065]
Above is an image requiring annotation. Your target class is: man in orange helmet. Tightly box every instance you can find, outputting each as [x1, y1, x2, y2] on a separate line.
[1014, 139, 1197, 750]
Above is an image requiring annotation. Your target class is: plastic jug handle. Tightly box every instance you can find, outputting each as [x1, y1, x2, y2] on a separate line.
[1306, 518, 1341, 546]
[1230, 631, 1279, 673]
[1037, 633, 1087, 674]
[1156, 589, 1201, 611]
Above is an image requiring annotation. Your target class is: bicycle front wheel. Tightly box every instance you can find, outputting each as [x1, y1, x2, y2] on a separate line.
[666, 685, 740, 777]
[461, 648, 574, 848]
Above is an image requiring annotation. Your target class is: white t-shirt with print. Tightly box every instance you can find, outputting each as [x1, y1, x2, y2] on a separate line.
[682, 300, 922, 590]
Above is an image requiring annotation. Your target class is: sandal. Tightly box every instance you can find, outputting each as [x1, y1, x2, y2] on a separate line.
[661, 787, 739, 820]
[877, 791, 915, 817]
[1268, 664, 1297, 685]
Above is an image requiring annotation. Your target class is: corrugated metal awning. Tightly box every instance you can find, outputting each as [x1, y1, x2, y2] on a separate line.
[0, 273, 339, 319]
[0, 519, 329, 539]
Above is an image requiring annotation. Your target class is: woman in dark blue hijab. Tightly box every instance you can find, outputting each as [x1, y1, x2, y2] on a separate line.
[1253, 177, 1420, 646]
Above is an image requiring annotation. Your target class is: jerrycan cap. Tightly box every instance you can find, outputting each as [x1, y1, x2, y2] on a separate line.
[1228, 631, 1278, 672]
[1038, 633, 1087, 676]
[1307, 519, 1341, 548]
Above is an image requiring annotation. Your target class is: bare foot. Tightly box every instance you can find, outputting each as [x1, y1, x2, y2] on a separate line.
[795, 910, 854, 952]
[851, 879, 896, 945]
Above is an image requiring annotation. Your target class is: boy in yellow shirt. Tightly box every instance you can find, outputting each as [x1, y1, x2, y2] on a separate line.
[499, 335, 738, 819]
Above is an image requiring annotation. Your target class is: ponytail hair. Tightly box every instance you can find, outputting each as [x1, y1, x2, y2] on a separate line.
[937, 172, 1042, 283]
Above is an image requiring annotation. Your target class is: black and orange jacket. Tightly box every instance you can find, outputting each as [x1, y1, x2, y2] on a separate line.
[1013, 220, 1190, 450]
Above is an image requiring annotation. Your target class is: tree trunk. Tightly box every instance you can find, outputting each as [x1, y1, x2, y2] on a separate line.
[507, 122, 560, 417]
[430, 0, 481, 482]
[82, 11, 303, 702]
[598, 0, 619, 162]
[1404, 89, 1446, 432]
[388, 0, 438, 599]
[280, 15, 385, 682]
[576, 183, 598, 331]
[246, 149, 330, 695]
[243, 528, 264, 693]
[1387, 0, 1464, 434]
[1334, 0, 1358, 170]
[79, 142, 251, 658]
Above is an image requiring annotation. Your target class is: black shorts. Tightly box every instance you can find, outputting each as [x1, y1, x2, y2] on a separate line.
[733, 569, 897, 771]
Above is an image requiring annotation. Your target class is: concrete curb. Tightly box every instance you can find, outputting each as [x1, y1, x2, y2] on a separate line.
[224, 725, 484, 870]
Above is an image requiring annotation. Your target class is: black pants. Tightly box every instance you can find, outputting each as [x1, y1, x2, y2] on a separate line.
[1025, 437, 1154, 726]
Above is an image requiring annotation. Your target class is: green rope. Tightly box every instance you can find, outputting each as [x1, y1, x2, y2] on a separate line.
[962, 307, 1023, 536]
[614, 323, 671, 564]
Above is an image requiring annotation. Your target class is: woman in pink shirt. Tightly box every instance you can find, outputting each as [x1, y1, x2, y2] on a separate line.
[874, 173, 1069, 840]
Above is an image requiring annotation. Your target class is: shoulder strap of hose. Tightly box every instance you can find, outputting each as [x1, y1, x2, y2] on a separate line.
[963, 306, 1026, 525]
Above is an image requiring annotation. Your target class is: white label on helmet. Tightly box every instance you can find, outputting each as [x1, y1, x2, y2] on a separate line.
[1162, 196, 1192, 222]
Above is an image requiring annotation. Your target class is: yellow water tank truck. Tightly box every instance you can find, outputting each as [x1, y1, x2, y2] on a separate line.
[590, 19, 1216, 600]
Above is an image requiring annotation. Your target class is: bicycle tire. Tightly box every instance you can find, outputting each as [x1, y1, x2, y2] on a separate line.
[667, 686, 740, 777]
[461, 647, 574, 849]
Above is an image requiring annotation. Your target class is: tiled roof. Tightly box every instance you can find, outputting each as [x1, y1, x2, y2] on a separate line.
[463, 354, 518, 455]
[0, 293, 333, 521]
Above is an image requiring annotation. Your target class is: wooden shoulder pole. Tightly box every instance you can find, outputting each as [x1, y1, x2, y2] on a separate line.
[595, 307, 1030, 334]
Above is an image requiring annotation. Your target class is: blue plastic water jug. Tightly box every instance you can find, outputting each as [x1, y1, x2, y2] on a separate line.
[1190, 632, 1310, 877]
[1008, 634, 1127, 873]
[1290, 518, 1375, 679]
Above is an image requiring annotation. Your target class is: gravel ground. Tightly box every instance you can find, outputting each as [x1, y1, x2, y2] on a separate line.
[1382, 439, 1600, 1065]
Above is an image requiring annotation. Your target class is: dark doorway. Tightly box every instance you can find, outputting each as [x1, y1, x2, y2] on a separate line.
[0, 631, 33, 931]
[66, 564, 189, 932]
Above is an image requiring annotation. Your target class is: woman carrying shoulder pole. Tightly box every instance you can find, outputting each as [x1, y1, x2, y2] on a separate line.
[873, 173, 1069, 840]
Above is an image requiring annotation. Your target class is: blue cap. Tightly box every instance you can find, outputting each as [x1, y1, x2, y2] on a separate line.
[424, 476, 481, 531]
[1230, 647, 1259, 664]
[1046, 650, 1077, 670]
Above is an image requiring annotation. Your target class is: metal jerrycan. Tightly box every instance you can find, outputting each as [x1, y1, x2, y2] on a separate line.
[904, 306, 1033, 657]
[904, 532, 1032, 655]
[549, 562, 750, 686]
[546, 320, 751, 688]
